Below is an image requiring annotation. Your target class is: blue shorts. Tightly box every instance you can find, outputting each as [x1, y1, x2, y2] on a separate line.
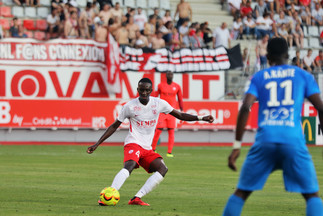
[237, 142, 319, 193]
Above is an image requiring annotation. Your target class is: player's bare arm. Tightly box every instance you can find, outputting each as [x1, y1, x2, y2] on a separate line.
[169, 109, 214, 123]
[308, 93, 323, 133]
[228, 93, 257, 171]
[87, 120, 122, 154]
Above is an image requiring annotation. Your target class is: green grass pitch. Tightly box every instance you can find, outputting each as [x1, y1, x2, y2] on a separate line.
[0, 145, 322, 216]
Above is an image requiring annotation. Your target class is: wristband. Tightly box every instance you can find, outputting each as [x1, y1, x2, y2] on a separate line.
[197, 116, 203, 121]
[233, 140, 242, 149]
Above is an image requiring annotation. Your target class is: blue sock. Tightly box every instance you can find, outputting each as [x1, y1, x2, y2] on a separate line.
[222, 194, 245, 216]
[306, 197, 323, 216]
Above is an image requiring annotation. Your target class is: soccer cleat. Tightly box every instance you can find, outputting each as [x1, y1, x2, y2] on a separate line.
[128, 197, 150, 206]
[166, 153, 174, 158]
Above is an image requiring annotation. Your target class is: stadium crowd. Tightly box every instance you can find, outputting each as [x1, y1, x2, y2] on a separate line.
[0, 0, 322, 71]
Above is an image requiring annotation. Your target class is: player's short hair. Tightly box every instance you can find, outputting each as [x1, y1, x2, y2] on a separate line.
[138, 78, 152, 85]
[267, 37, 289, 63]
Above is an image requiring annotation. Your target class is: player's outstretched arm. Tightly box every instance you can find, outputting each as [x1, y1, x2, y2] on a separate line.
[228, 93, 257, 171]
[169, 109, 214, 123]
[308, 93, 323, 134]
[87, 120, 122, 154]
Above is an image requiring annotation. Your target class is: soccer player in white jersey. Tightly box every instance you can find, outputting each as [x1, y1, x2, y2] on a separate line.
[87, 78, 214, 206]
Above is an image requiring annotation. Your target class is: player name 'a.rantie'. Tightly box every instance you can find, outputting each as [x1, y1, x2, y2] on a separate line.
[264, 69, 295, 79]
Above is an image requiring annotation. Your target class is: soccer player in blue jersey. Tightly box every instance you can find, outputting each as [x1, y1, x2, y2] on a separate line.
[223, 37, 323, 216]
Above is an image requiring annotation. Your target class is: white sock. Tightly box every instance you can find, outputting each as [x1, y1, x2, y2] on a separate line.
[110, 168, 130, 190]
[135, 172, 164, 198]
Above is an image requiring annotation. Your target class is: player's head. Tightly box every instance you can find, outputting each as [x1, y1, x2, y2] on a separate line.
[266, 37, 289, 66]
[137, 78, 153, 103]
[166, 71, 173, 82]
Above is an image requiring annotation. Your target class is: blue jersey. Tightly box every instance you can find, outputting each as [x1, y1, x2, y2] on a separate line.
[246, 65, 320, 145]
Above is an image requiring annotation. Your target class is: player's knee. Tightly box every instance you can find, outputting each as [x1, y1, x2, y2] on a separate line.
[124, 160, 137, 174]
[302, 192, 319, 200]
[158, 165, 168, 177]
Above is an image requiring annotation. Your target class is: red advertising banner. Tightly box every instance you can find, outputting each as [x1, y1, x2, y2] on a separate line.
[0, 100, 240, 129]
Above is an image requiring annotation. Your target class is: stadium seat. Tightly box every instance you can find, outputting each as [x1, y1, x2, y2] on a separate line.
[34, 31, 46, 40]
[148, 0, 159, 8]
[0, 19, 10, 30]
[124, 0, 135, 8]
[0, 6, 13, 18]
[36, 19, 47, 31]
[39, 0, 51, 6]
[309, 37, 320, 48]
[308, 26, 319, 37]
[136, 0, 147, 8]
[25, 31, 33, 38]
[300, 49, 307, 58]
[3, 0, 14, 5]
[25, 7, 37, 18]
[23, 19, 36, 30]
[160, 0, 170, 10]
[147, 9, 154, 16]
[320, 26, 323, 34]
[303, 26, 308, 37]
[12, 6, 24, 18]
[303, 38, 308, 48]
[288, 49, 296, 60]
[112, 0, 123, 7]
[78, 0, 87, 7]
[37, 7, 49, 19]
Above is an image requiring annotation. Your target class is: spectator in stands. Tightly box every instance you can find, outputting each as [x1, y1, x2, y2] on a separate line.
[311, 3, 323, 26]
[152, 8, 163, 30]
[127, 16, 140, 45]
[255, 12, 274, 39]
[51, 0, 63, 10]
[232, 16, 244, 40]
[291, 23, 304, 48]
[227, 0, 242, 17]
[320, 30, 323, 46]
[132, 30, 149, 48]
[170, 27, 183, 50]
[57, 4, 66, 37]
[314, 50, 323, 72]
[115, 22, 129, 47]
[178, 18, 190, 47]
[212, 22, 231, 48]
[144, 15, 157, 41]
[243, 14, 256, 39]
[111, 2, 123, 23]
[161, 21, 174, 46]
[300, 6, 312, 25]
[278, 23, 293, 47]
[240, 0, 253, 18]
[162, 10, 172, 24]
[64, 11, 79, 39]
[255, 34, 269, 69]
[174, 0, 193, 28]
[46, 8, 60, 39]
[265, 0, 277, 14]
[253, 0, 268, 18]
[200, 22, 213, 46]
[14, 0, 32, 6]
[151, 31, 166, 49]
[91, 0, 100, 16]
[125, 8, 135, 23]
[275, 10, 290, 30]
[79, 2, 94, 39]
[134, 7, 148, 32]
[97, 0, 113, 11]
[303, 49, 316, 72]
[108, 16, 121, 37]
[94, 16, 108, 42]
[17, 25, 27, 38]
[189, 28, 204, 48]
[242, 47, 250, 74]
[290, 11, 302, 30]
[9, 17, 19, 38]
[99, 3, 112, 27]
[292, 49, 303, 68]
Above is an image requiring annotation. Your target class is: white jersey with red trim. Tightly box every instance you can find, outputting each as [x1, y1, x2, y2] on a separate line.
[117, 97, 174, 150]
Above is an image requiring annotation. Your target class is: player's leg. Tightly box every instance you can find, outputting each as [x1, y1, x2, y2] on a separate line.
[110, 160, 136, 190]
[302, 193, 323, 216]
[151, 128, 163, 151]
[166, 115, 176, 157]
[129, 154, 167, 205]
[223, 189, 252, 216]
[167, 129, 175, 156]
